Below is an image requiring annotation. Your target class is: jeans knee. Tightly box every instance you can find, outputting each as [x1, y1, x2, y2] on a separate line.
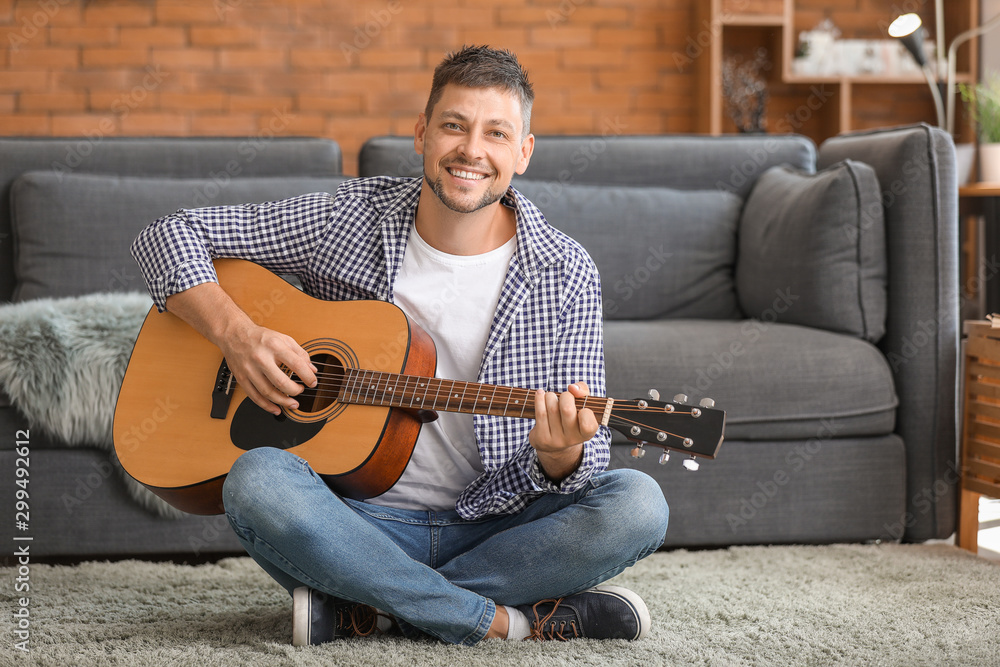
[604, 468, 669, 548]
[223, 447, 294, 518]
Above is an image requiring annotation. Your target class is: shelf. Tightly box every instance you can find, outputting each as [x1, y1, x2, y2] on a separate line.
[783, 74, 927, 85]
[697, 0, 980, 143]
[782, 71, 975, 86]
[722, 14, 783, 27]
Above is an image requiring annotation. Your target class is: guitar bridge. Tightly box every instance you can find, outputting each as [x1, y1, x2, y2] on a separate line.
[211, 359, 235, 420]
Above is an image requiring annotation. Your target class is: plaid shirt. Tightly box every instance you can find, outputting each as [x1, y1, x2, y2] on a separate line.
[131, 176, 611, 519]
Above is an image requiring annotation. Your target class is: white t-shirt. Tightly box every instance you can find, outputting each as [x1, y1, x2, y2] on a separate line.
[366, 224, 517, 511]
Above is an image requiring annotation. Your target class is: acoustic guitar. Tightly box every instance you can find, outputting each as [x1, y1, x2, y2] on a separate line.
[113, 259, 725, 515]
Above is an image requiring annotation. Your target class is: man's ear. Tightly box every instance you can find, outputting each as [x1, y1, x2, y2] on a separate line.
[515, 134, 535, 175]
[414, 113, 427, 155]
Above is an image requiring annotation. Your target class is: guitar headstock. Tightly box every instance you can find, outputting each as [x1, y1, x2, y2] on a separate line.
[607, 391, 725, 470]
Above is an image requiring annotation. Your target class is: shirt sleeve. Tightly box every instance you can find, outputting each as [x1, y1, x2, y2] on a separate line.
[130, 192, 334, 312]
[519, 256, 611, 494]
[455, 246, 612, 520]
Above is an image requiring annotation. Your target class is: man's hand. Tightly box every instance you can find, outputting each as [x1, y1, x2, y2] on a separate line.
[165, 282, 317, 416]
[529, 382, 599, 483]
[217, 320, 318, 416]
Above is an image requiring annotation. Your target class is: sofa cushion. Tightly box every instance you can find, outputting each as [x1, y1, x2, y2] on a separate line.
[735, 160, 887, 342]
[603, 319, 897, 442]
[512, 180, 743, 320]
[10, 171, 349, 302]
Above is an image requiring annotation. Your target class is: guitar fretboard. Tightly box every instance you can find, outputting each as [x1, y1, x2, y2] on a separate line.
[340, 368, 612, 423]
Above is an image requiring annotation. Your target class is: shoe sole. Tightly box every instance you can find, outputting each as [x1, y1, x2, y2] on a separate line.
[291, 586, 311, 646]
[588, 585, 651, 640]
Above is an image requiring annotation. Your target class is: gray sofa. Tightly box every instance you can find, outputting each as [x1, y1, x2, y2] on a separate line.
[0, 126, 958, 559]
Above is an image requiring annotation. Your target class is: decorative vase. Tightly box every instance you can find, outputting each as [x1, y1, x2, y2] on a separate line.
[956, 143, 975, 185]
[981, 143, 1000, 184]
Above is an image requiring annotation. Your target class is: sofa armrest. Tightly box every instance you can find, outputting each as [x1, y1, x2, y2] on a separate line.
[818, 123, 959, 542]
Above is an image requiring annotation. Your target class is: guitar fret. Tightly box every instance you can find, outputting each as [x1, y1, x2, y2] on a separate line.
[380, 372, 396, 406]
[345, 371, 358, 404]
[499, 386, 512, 416]
[357, 371, 369, 405]
[486, 385, 497, 416]
[468, 384, 480, 414]
[348, 370, 362, 404]
[401, 375, 414, 407]
[430, 378, 443, 411]
[381, 373, 390, 406]
[387, 373, 398, 406]
[414, 379, 426, 407]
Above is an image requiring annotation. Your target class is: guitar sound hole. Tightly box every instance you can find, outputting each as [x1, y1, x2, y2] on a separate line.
[296, 353, 344, 414]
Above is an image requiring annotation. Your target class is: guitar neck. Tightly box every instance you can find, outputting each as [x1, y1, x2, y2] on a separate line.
[341, 368, 612, 424]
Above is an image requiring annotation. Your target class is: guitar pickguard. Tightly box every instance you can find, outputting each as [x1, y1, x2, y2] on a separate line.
[230, 398, 328, 451]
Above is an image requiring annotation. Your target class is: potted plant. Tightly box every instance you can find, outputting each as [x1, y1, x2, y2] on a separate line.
[960, 73, 1000, 183]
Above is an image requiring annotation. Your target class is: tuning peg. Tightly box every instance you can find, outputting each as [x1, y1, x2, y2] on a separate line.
[682, 457, 700, 471]
[630, 443, 647, 458]
[673, 393, 688, 404]
[658, 451, 670, 465]
[699, 397, 716, 408]
[648, 389, 660, 401]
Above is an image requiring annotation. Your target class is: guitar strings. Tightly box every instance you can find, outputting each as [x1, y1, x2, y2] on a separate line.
[272, 366, 701, 417]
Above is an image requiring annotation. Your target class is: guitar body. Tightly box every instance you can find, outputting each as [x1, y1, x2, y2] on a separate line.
[113, 259, 437, 515]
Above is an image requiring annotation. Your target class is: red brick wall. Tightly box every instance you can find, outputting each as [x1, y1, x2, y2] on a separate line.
[0, 0, 959, 173]
[1, 0, 697, 174]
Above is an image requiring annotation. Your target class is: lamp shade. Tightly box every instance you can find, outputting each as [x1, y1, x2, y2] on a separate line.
[889, 13, 928, 67]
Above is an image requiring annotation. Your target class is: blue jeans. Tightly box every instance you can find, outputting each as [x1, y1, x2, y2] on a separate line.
[222, 447, 669, 646]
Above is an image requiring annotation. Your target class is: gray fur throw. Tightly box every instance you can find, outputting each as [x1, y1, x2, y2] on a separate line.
[0, 293, 184, 518]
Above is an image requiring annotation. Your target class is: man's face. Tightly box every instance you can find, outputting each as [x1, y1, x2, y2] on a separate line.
[414, 84, 534, 215]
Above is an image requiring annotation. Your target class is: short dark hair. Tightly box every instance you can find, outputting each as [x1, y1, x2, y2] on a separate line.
[425, 45, 534, 138]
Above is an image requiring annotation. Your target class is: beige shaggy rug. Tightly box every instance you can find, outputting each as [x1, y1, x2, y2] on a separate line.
[3, 543, 1000, 666]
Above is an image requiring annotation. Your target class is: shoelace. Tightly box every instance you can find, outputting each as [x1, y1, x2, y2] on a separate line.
[335, 604, 394, 637]
[526, 598, 581, 641]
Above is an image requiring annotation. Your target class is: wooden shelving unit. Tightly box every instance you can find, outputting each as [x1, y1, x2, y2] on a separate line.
[696, 0, 980, 145]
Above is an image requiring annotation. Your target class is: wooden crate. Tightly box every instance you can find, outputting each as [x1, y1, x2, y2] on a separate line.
[958, 320, 1000, 552]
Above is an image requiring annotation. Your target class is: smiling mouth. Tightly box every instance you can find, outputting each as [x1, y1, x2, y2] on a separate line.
[447, 167, 489, 181]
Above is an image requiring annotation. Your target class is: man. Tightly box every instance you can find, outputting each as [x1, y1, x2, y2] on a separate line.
[132, 45, 669, 646]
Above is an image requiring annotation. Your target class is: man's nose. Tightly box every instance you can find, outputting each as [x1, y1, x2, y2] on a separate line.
[457, 131, 486, 160]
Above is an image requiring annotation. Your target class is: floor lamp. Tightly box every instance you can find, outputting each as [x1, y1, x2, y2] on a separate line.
[890, 10, 1000, 137]
[888, 13, 946, 129]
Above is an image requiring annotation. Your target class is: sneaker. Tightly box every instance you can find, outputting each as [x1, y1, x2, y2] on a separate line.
[292, 587, 395, 646]
[515, 585, 651, 641]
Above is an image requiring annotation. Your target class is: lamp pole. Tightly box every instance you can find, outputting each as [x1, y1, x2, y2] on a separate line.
[947, 13, 1000, 137]
[936, 0, 946, 78]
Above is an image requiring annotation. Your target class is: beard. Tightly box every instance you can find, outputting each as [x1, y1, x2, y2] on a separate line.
[424, 163, 505, 214]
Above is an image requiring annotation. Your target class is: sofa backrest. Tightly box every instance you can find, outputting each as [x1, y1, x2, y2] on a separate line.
[0, 137, 343, 303]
